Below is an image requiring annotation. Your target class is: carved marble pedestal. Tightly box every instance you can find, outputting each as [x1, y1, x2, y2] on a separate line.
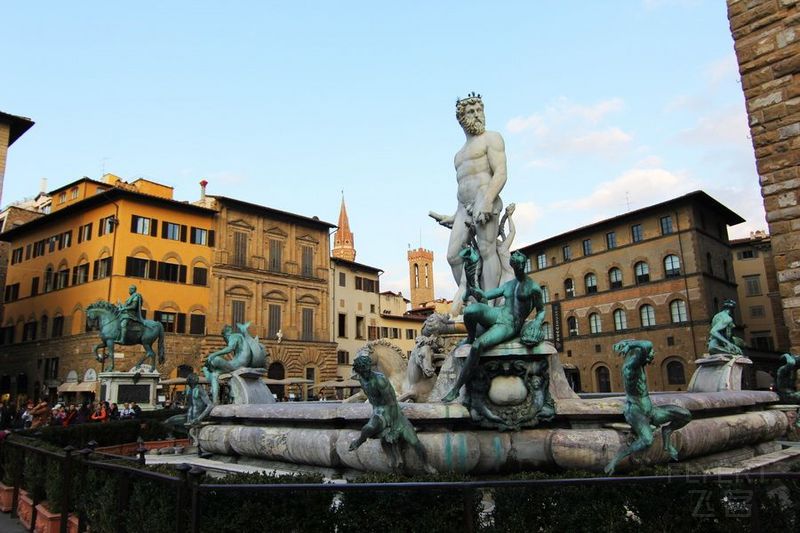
[454, 341, 578, 430]
[688, 353, 752, 392]
[227, 368, 275, 404]
[99, 367, 160, 409]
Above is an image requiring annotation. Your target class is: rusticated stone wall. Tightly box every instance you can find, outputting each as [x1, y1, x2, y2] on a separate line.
[727, 0, 800, 352]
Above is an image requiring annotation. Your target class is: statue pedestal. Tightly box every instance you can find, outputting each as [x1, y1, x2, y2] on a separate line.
[98, 368, 160, 410]
[226, 368, 275, 404]
[450, 340, 578, 430]
[688, 354, 752, 392]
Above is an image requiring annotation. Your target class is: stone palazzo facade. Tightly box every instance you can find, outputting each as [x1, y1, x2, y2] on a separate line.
[518, 191, 744, 393]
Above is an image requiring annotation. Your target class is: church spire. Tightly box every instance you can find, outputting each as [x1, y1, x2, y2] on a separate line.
[332, 194, 356, 261]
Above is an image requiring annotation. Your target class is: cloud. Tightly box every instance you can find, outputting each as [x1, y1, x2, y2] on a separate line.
[506, 97, 624, 134]
[506, 97, 632, 160]
[552, 166, 697, 212]
[507, 201, 543, 246]
[560, 127, 632, 154]
[705, 53, 739, 87]
[643, 0, 701, 10]
[675, 104, 750, 147]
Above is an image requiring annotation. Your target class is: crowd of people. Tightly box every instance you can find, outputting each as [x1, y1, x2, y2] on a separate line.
[0, 399, 143, 430]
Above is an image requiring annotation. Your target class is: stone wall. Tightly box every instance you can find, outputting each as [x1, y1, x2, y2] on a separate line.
[727, 0, 800, 352]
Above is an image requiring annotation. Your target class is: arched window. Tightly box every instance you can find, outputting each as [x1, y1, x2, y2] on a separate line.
[595, 366, 611, 393]
[589, 313, 602, 334]
[44, 266, 54, 293]
[541, 285, 550, 303]
[268, 362, 286, 399]
[414, 264, 419, 288]
[564, 278, 575, 299]
[424, 264, 430, 288]
[640, 305, 656, 327]
[608, 267, 623, 289]
[40, 315, 49, 339]
[722, 260, 729, 281]
[634, 262, 650, 284]
[567, 316, 578, 336]
[542, 322, 553, 340]
[666, 360, 686, 385]
[670, 300, 688, 323]
[613, 309, 628, 331]
[584, 273, 597, 294]
[706, 252, 713, 275]
[664, 255, 681, 278]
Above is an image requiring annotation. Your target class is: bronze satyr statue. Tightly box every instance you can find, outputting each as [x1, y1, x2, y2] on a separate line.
[605, 339, 692, 474]
[86, 286, 165, 372]
[707, 299, 744, 355]
[349, 351, 435, 473]
[202, 322, 268, 404]
[165, 372, 214, 437]
[776, 353, 800, 403]
[442, 250, 545, 403]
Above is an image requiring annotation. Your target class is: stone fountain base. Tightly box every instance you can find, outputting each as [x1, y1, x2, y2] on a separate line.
[198, 390, 788, 474]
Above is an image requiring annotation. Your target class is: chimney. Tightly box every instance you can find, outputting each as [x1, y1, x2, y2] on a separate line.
[200, 179, 208, 201]
[39, 177, 47, 194]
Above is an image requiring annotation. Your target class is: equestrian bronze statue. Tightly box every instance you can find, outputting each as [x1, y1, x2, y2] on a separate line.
[86, 285, 165, 372]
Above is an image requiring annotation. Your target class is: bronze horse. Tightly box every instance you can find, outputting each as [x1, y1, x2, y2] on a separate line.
[86, 301, 165, 371]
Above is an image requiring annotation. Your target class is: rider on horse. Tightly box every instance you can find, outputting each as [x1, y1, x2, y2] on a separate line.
[118, 285, 144, 343]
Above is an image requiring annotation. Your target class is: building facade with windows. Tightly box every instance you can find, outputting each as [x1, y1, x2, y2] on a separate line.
[378, 290, 425, 357]
[206, 195, 338, 399]
[0, 174, 217, 400]
[518, 191, 744, 393]
[731, 231, 790, 353]
[330, 257, 382, 380]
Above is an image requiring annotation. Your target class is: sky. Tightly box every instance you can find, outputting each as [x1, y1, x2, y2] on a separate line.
[1, 1, 763, 300]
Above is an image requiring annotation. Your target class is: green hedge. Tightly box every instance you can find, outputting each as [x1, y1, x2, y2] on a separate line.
[18, 419, 172, 448]
[3, 432, 800, 532]
[331, 472, 481, 533]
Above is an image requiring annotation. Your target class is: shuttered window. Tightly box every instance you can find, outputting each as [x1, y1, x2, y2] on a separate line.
[268, 240, 282, 272]
[232, 300, 246, 326]
[268, 304, 281, 338]
[301, 246, 314, 277]
[301, 308, 314, 340]
[233, 232, 248, 267]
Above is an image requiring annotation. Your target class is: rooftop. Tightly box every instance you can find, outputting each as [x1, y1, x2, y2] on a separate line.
[212, 195, 336, 231]
[516, 190, 745, 254]
[0, 111, 34, 146]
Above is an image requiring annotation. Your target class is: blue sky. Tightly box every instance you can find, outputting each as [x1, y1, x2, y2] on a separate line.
[2, 1, 762, 298]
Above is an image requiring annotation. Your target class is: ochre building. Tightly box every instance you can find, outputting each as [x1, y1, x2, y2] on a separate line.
[0, 175, 338, 402]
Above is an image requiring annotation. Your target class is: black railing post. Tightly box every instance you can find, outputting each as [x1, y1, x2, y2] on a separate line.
[174, 463, 192, 533]
[750, 479, 762, 533]
[463, 487, 476, 533]
[59, 446, 75, 533]
[10, 443, 22, 519]
[77, 448, 92, 533]
[115, 472, 131, 533]
[30, 447, 39, 533]
[188, 466, 205, 533]
[136, 437, 147, 465]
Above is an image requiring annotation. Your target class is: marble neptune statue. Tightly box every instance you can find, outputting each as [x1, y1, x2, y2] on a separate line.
[430, 92, 509, 314]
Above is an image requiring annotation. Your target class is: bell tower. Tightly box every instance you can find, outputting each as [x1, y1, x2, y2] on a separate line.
[408, 248, 434, 309]
[332, 196, 356, 262]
